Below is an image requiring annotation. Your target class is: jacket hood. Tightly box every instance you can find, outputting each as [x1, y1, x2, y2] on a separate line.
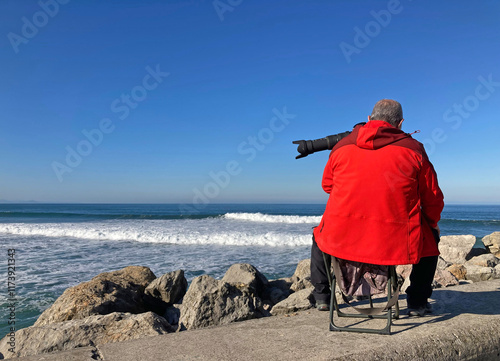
[356, 120, 411, 150]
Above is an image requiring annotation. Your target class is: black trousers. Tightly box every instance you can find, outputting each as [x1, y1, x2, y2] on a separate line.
[405, 255, 438, 308]
[310, 230, 439, 308]
[311, 236, 331, 303]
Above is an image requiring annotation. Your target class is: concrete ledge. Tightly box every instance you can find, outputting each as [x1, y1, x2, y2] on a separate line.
[13, 279, 500, 361]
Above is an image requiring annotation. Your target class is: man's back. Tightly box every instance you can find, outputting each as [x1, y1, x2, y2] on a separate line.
[314, 120, 443, 265]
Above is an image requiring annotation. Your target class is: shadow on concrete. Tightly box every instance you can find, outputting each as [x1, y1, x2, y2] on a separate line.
[331, 284, 500, 335]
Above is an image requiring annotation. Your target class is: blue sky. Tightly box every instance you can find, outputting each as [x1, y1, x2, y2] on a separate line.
[1, 0, 499, 204]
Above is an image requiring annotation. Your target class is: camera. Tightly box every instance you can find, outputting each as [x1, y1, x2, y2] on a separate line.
[293, 123, 365, 159]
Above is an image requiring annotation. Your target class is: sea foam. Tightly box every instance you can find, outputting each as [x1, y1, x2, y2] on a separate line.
[224, 212, 322, 224]
[0, 215, 314, 247]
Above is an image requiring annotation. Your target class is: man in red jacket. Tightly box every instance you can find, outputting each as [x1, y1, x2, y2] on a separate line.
[311, 99, 444, 316]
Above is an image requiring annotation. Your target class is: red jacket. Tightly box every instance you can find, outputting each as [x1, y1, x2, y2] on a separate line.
[314, 120, 444, 265]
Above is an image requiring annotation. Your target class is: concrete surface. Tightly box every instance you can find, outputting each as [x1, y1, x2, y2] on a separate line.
[11, 279, 500, 361]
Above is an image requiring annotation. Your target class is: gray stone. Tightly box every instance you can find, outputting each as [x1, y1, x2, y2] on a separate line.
[221, 263, 268, 295]
[290, 259, 313, 292]
[464, 264, 498, 282]
[262, 286, 288, 305]
[401, 276, 411, 293]
[396, 265, 412, 293]
[290, 278, 313, 292]
[164, 305, 181, 327]
[179, 275, 265, 330]
[0, 312, 172, 359]
[267, 278, 292, 293]
[438, 235, 476, 264]
[466, 254, 500, 268]
[143, 270, 187, 315]
[261, 278, 292, 305]
[270, 287, 314, 315]
[292, 259, 311, 281]
[432, 268, 459, 288]
[482, 232, 500, 257]
[398, 262, 458, 290]
[396, 264, 412, 279]
[437, 256, 451, 270]
[34, 266, 156, 327]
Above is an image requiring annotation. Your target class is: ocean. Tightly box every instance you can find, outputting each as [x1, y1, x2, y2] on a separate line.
[0, 203, 499, 336]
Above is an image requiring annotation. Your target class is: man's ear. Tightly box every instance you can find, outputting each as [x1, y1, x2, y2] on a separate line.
[398, 118, 404, 129]
[367, 115, 371, 122]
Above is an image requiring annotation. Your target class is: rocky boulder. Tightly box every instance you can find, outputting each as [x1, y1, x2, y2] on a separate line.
[438, 235, 476, 264]
[464, 264, 498, 282]
[221, 263, 268, 295]
[179, 275, 265, 330]
[466, 254, 500, 268]
[397, 262, 459, 290]
[0, 312, 173, 359]
[482, 232, 500, 257]
[437, 256, 452, 270]
[164, 305, 181, 328]
[143, 270, 187, 315]
[432, 268, 459, 288]
[34, 266, 156, 327]
[447, 264, 467, 280]
[292, 259, 311, 280]
[261, 278, 292, 305]
[290, 259, 313, 292]
[270, 287, 314, 315]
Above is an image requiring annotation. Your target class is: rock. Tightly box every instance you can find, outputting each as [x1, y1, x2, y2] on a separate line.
[143, 270, 187, 314]
[401, 276, 411, 293]
[179, 275, 265, 330]
[482, 232, 500, 257]
[447, 264, 467, 280]
[270, 287, 314, 315]
[464, 264, 498, 282]
[290, 259, 313, 291]
[268, 278, 292, 293]
[396, 264, 412, 279]
[292, 259, 311, 280]
[290, 278, 313, 292]
[437, 256, 452, 270]
[262, 286, 288, 305]
[396, 265, 412, 293]
[261, 278, 292, 305]
[34, 266, 156, 327]
[398, 262, 459, 290]
[466, 254, 500, 268]
[438, 235, 476, 264]
[221, 263, 268, 295]
[164, 305, 181, 327]
[0, 312, 172, 359]
[432, 268, 459, 288]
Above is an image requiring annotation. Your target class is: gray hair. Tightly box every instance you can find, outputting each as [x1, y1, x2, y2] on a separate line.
[369, 99, 403, 127]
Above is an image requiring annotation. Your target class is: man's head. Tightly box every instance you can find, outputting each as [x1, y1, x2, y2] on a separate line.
[369, 99, 404, 129]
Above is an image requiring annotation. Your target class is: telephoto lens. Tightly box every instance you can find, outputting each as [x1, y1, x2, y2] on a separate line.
[293, 123, 365, 159]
